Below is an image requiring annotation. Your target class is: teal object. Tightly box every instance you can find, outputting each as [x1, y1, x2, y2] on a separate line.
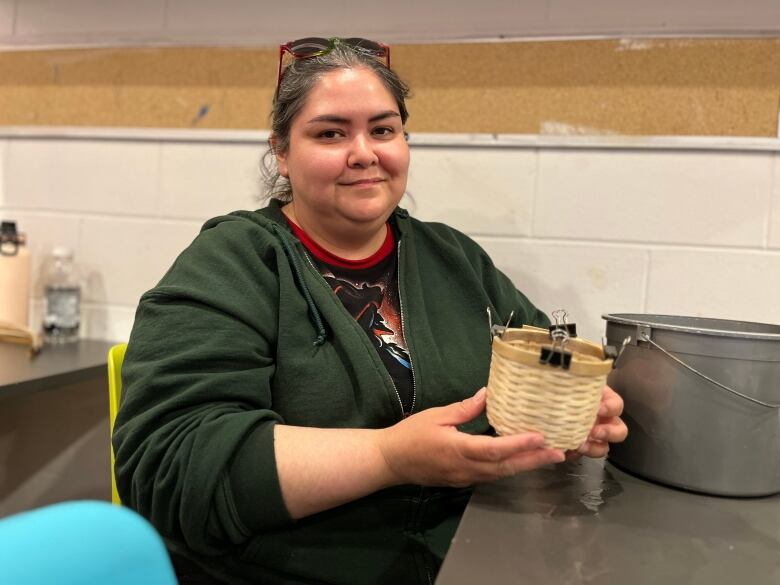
[0, 500, 177, 585]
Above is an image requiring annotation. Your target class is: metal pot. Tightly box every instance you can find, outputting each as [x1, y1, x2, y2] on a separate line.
[603, 313, 780, 497]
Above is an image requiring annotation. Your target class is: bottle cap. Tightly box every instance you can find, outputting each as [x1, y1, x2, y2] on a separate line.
[52, 246, 74, 259]
[1, 221, 18, 243]
[0, 221, 25, 255]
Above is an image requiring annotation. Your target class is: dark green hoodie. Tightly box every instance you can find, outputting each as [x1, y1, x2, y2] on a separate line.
[113, 201, 549, 584]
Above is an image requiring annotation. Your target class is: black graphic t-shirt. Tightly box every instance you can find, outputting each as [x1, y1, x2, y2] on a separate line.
[287, 219, 415, 415]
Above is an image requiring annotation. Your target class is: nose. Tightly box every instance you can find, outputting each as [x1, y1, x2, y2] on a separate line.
[346, 134, 378, 168]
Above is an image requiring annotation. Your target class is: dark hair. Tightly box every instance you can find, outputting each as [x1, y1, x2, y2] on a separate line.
[260, 43, 410, 202]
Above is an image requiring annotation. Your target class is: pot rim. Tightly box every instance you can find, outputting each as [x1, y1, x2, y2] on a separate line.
[602, 313, 780, 341]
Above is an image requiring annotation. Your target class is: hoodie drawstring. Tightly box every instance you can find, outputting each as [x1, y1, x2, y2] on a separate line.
[270, 223, 327, 346]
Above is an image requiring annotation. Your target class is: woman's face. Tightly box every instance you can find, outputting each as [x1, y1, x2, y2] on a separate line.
[276, 67, 410, 231]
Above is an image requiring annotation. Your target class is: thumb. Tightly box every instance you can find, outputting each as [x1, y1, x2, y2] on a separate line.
[440, 388, 487, 425]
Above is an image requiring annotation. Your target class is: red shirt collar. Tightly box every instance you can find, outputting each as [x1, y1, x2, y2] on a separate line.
[285, 217, 395, 270]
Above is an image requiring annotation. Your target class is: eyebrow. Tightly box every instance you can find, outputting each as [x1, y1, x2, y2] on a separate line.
[306, 110, 401, 125]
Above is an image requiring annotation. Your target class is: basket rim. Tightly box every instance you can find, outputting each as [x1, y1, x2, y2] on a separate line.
[492, 327, 612, 376]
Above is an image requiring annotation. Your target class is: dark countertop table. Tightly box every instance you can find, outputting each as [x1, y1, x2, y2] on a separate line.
[0, 339, 115, 398]
[0, 339, 117, 516]
[437, 457, 780, 584]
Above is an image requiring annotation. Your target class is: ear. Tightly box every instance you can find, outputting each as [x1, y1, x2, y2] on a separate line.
[270, 135, 289, 178]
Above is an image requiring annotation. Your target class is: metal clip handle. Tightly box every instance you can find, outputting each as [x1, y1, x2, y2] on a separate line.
[603, 336, 631, 368]
[488, 307, 514, 341]
[636, 326, 780, 409]
[550, 309, 577, 337]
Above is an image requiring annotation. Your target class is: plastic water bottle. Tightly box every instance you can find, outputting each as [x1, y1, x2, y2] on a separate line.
[42, 246, 81, 343]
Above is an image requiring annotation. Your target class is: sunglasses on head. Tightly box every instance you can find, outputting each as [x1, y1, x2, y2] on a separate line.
[276, 37, 391, 89]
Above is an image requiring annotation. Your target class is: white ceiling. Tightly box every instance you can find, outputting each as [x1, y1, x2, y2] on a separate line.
[1, 0, 779, 49]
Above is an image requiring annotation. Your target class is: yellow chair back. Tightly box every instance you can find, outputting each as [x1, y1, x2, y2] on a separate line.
[108, 343, 128, 505]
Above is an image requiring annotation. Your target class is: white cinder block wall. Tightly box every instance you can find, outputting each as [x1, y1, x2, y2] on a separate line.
[1, 131, 778, 343]
[408, 142, 780, 339]
[2, 0, 780, 343]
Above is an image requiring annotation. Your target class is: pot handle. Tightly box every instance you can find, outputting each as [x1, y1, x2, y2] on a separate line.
[637, 330, 780, 409]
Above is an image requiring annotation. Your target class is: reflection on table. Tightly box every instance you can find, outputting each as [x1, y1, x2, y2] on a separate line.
[437, 457, 780, 585]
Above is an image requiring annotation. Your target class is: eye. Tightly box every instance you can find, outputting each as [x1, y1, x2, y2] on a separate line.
[317, 129, 345, 139]
[372, 126, 396, 138]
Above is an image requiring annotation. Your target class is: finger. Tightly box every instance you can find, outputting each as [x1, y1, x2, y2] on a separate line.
[589, 418, 628, 444]
[472, 448, 566, 480]
[596, 387, 623, 418]
[438, 388, 487, 425]
[565, 450, 583, 462]
[459, 431, 546, 463]
[577, 440, 610, 459]
[596, 386, 624, 418]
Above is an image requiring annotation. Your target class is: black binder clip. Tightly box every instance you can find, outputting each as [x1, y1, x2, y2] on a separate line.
[539, 323, 572, 370]
[539, 346, 572, 369]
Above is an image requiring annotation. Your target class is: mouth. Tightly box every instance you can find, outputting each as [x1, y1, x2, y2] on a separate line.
[340, 178, 386, 186]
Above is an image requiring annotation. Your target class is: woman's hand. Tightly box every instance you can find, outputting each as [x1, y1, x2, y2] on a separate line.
[375, 388, 565, 488]
[566, 385, 628, 461]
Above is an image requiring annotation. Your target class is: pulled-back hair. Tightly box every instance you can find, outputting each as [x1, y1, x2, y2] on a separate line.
[261, 43, 410, 202]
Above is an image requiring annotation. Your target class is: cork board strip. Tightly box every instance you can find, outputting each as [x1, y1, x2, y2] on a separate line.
[0, 39, 779, 137]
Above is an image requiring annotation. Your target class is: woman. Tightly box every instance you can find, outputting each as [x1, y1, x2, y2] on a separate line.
[113, 38, 627, 585]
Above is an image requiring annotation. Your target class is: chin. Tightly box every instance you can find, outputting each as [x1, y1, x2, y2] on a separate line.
[342, 207, 394, 225]
[339, 192, 401, 223]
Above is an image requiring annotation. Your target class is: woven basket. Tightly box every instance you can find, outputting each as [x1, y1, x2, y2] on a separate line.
[486, 326, 612, 450]
[0, 320, 42, 355]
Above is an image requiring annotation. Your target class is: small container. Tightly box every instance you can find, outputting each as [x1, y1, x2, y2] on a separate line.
[0, 221, 32, 329]
[42, 246, 81, 344]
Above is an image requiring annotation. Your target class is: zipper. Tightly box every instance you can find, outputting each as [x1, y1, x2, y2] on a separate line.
[396, 239, 418, 416]
[409, 485, 432, 585]
[300, 247, 407, 420]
